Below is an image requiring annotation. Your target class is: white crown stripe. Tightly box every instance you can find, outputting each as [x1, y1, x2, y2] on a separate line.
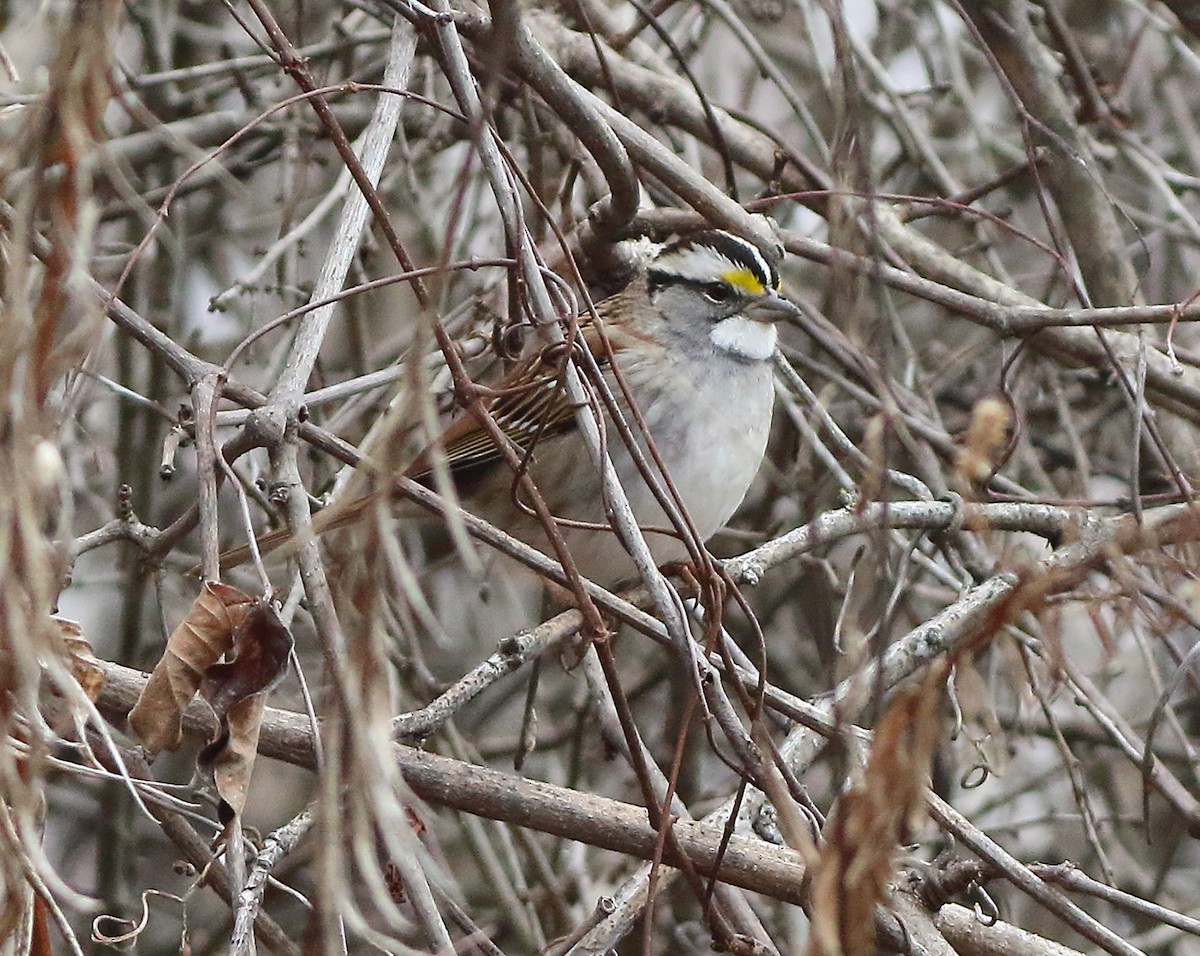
[654, 249, 769, 292]
[650, 231, 776, 290]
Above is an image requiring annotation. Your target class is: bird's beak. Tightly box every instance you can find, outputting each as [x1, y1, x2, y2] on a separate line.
[745, 290, 802, 324]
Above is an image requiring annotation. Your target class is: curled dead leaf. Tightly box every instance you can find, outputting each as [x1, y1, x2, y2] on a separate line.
[806, 673, 943, 956]
[196, 601, 293, 826]
[52, 617, 104, 703]
[199, 695, 268, 829]
[128, 582, 255, 755]
[955, 398, 1012, 491]
[198, 600, 293, 716]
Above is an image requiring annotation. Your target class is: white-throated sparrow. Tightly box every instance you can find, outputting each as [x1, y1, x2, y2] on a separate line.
[235, 230, 799, 585]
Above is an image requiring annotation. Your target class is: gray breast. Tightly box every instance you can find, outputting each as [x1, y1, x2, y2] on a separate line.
[472, 351, 774, 585]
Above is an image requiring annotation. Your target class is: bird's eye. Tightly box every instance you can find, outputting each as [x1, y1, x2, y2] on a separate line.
[703, 282, 734, 304]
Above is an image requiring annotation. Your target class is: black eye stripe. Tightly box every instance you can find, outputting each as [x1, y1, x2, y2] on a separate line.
[647, 271, 743, 299]
[647, 268, 676, 290]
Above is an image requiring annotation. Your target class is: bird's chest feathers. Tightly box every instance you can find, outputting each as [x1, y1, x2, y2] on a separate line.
[709, 316, 777, 360]
[622, 355, 773, 537]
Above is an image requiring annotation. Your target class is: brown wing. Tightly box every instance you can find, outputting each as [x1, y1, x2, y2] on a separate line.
[217, 314, 623, 570]
[406, 319, 614, 484]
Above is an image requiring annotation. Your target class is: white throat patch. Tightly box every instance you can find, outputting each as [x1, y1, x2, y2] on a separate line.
[710, 316, 777, 360]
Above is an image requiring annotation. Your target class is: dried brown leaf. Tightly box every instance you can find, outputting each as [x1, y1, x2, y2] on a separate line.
[52, 617, 104, 702]
[806, 673, 943, 956]
[196, 601, 293, 825]
[955, 398, 1012, 490]
[29, 896, 52, 956]
[128, 582, 255, 754]
[198, 600, 293, 716]
[199, 695, 268, 828]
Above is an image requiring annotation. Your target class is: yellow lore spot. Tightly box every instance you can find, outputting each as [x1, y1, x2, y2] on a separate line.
[721, 267, 767, 296]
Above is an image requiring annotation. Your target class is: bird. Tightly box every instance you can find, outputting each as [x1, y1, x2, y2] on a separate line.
[229, 230, 800, 586]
